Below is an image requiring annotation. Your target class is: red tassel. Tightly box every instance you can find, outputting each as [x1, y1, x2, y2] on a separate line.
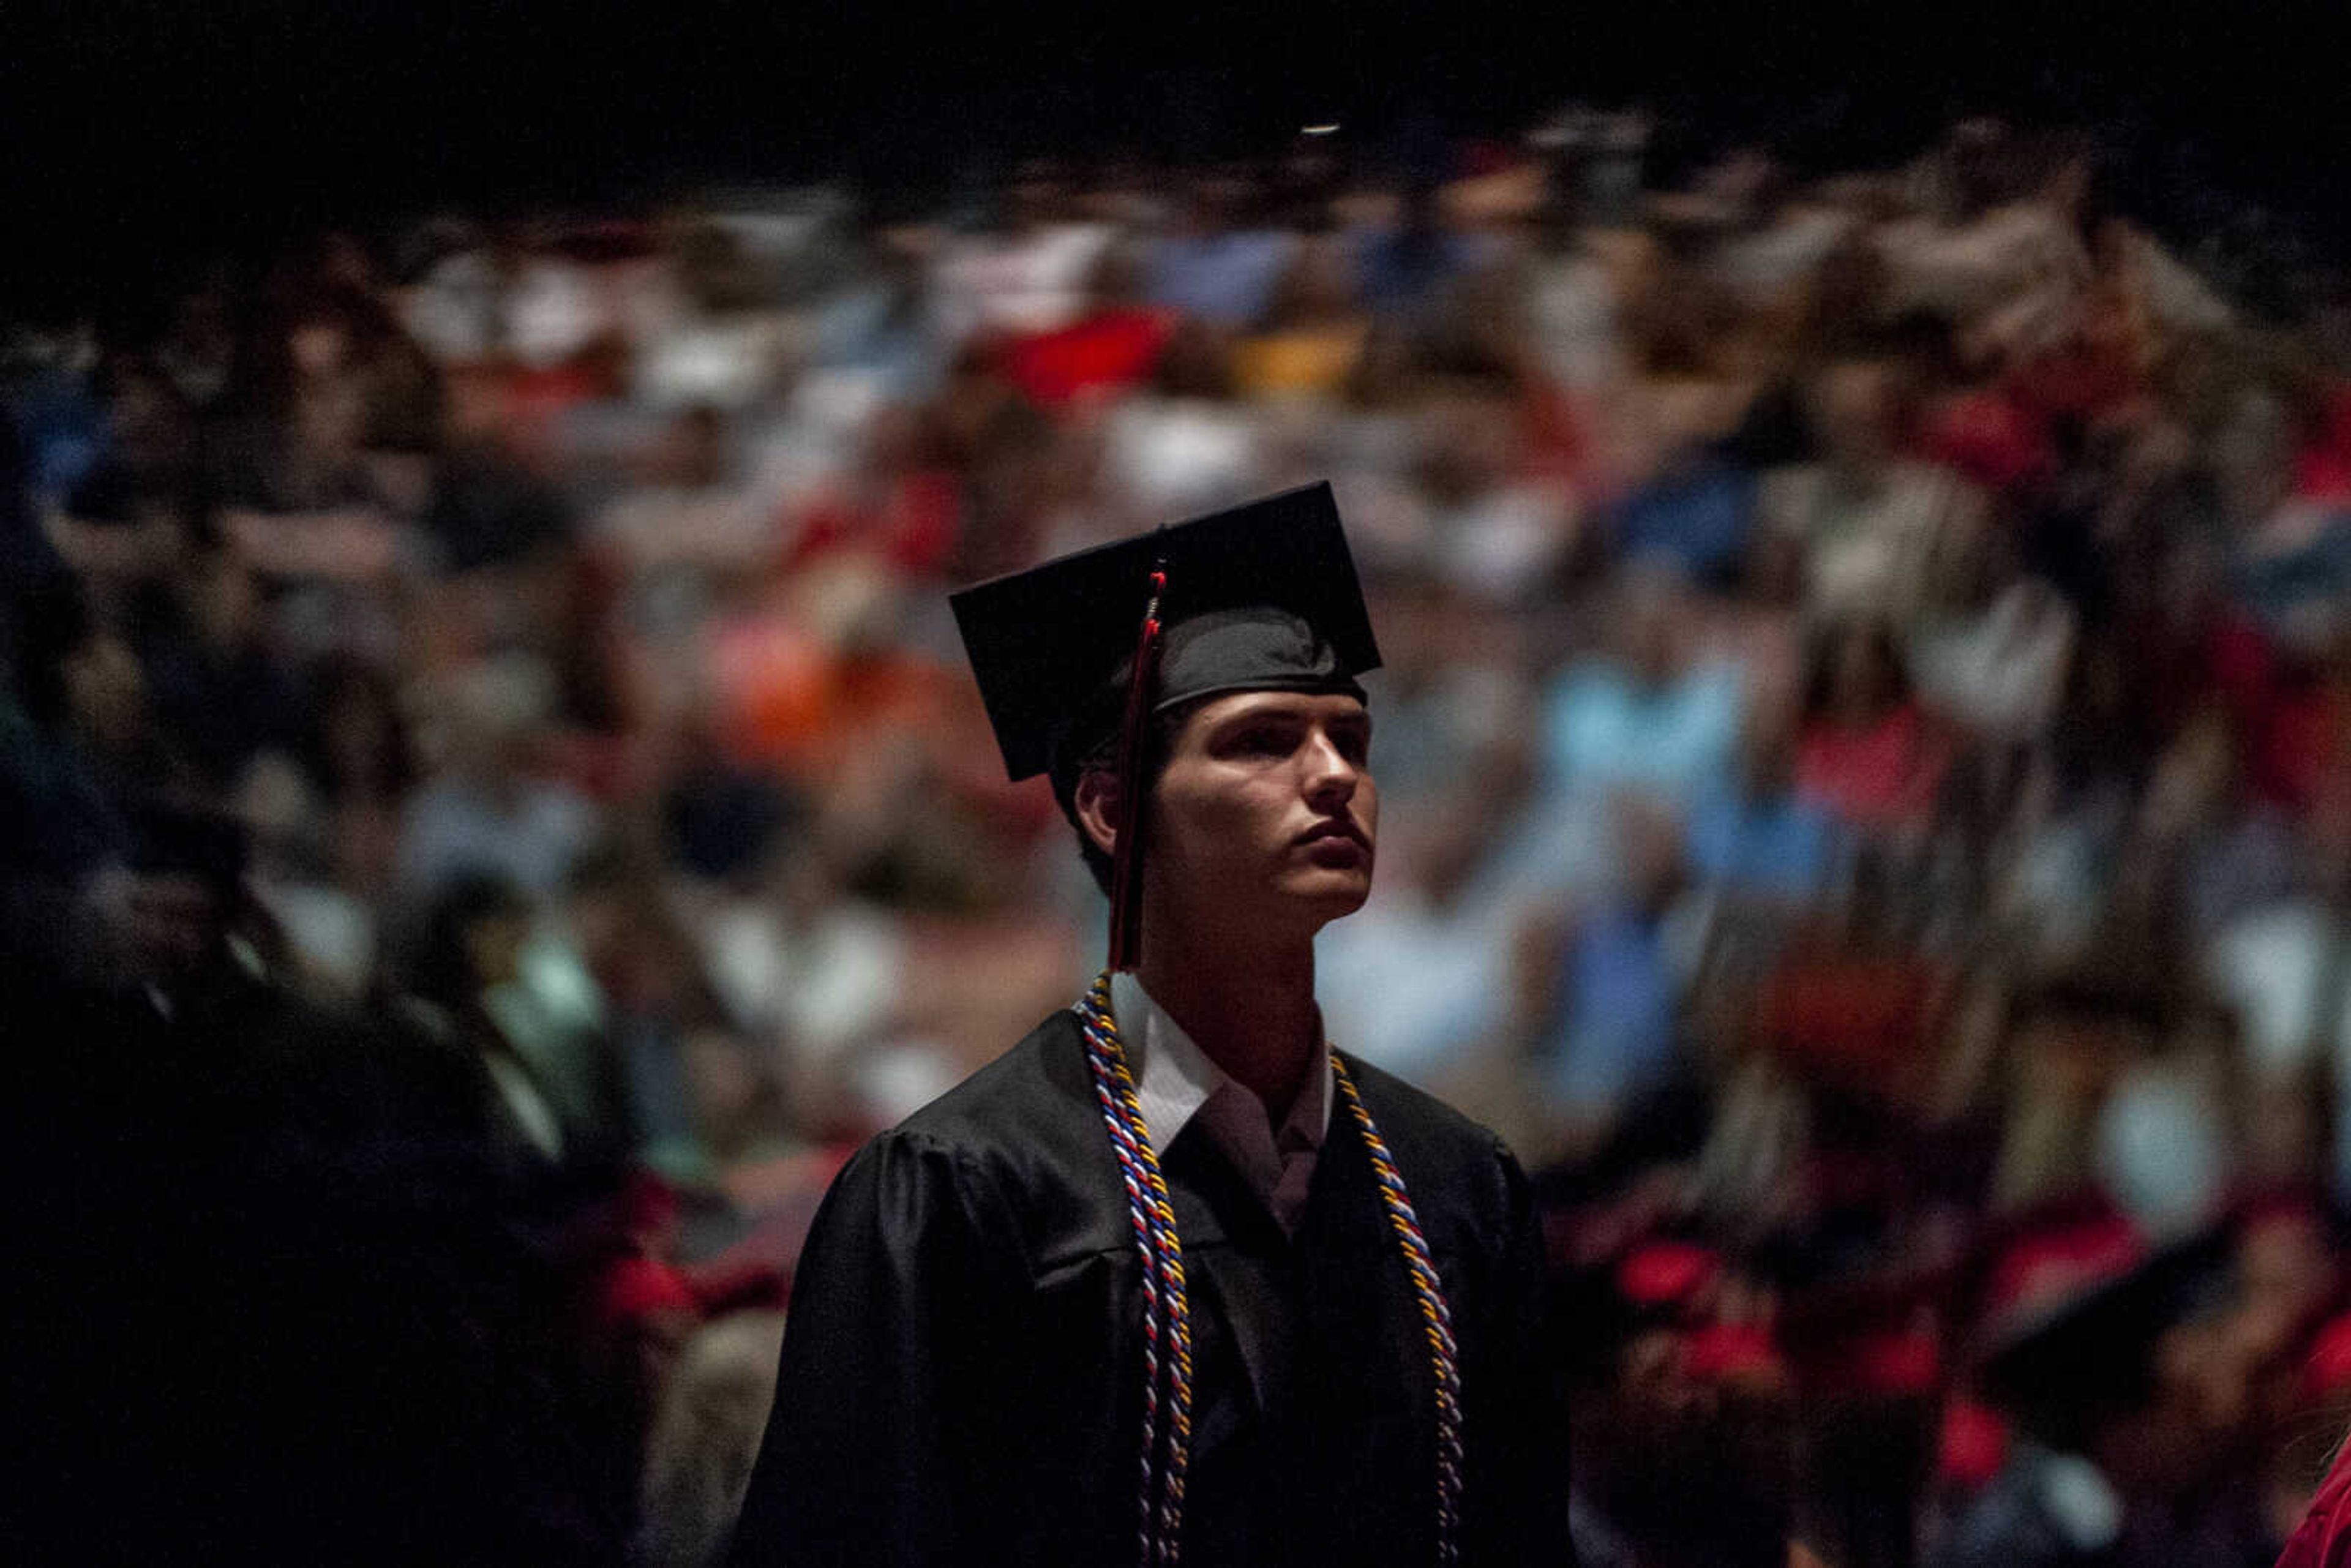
[1106, 561, 1168, 971]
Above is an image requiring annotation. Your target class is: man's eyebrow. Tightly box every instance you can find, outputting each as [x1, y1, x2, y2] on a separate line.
[1216, 700, 1302, 726]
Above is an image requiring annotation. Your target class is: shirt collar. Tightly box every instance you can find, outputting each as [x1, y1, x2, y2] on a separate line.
[1108, 969, 1333, 1155]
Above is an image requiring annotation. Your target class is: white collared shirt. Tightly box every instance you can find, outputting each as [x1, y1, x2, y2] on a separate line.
[1109, 970, 1333, 1236]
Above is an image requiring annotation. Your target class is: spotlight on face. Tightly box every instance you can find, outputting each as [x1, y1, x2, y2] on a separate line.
[1145, 689, 1378, 935]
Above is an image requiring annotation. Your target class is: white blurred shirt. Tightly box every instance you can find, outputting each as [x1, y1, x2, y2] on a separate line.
[2206, 902, 2351, 1081]
[929, 222, 1116, 345]
[1908, 580, 2077, 741]
[1103, 399, 1262, 519]
[1759, 460, 1984, 621]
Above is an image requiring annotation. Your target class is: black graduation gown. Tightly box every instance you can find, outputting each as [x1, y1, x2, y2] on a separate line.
[727, 1008, 1578, 1566]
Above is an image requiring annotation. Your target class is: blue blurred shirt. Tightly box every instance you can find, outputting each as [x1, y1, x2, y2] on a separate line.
[1684, 779, 1839, 901]
[1543, 905, 1681, 1114]
[2231, 501, 2351, 640]
[1542, 660, 1745, 806]
[1347, 225, 1501, 316]
[1318, 887, 1509, 1088]
[1147, 231, 1294, 328]
[6, 368, 107, 511]
[1613, 465, 1755, 589]
[812, 285, 946, 403]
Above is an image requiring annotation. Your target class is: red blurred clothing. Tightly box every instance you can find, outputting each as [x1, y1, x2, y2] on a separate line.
[1760, 949, 1948, 1093]
[1918, 388, 2055, 496]
[714, 619, 954, 781]
[1796, 702, 1951, 828]
[2112, 601, 2294, 802]
[1518, 378, 1592, 488]
[2257, 677, 2351, 817]
[2278, 1438, 2351, 1567]
[2296, 383, 2351, 505]
[1618, 1240, 1719, 1311]
[501, 361, 612, 470]
[1981, 1209, 2148, 1328]
[588, 1251, 787, 1334]
[1938, 1398, 2011, 1491]
[2006, 336, 2141, 427]
[782, 470, 964, 577]
[2307, 1316, 2351, 1406]
[2198, 615, 2281, 750]
[1682, 1319, 1786, 1386]
[1840, 1322, 1940, 1398]
[994, 307, 1173, 412]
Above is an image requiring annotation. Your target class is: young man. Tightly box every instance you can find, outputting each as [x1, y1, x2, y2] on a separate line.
[727, 484, 1575, 1566]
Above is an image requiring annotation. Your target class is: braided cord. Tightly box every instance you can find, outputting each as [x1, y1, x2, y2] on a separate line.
[1078, 977, 1462, 1567]
[1333, 1054, 1466, 1566]
[1077, 976, 1194, 1564]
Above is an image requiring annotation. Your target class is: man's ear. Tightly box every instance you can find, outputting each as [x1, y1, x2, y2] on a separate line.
[1073, 770, 1122, 859]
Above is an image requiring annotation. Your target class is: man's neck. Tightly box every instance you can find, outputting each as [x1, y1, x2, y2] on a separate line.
[1134, 920, 1322, 1122]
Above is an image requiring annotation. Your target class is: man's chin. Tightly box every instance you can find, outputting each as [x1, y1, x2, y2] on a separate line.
[1286, 868, 1373, 920]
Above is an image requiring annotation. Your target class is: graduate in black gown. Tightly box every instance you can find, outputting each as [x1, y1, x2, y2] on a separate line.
[727, 484, 1577, 1566]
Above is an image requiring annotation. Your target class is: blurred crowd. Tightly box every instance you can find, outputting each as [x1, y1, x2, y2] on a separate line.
[12, 110, 2351, 1564]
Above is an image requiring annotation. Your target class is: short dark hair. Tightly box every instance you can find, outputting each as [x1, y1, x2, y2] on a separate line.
[1048, 696, 1210, 896]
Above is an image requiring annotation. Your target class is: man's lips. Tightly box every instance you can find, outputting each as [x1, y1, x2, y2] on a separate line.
[1295, 819, 1370, 851]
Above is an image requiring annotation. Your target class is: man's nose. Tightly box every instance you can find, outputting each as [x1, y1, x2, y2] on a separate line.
[1300, 730, 1359, 805]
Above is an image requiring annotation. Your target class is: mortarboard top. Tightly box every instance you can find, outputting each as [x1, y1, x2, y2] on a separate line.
[1968, 1207, 2237, 1438]
[950, 482, 1381, 784]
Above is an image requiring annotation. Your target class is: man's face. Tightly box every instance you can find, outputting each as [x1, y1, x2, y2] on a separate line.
[1146, 689, 1378, 935]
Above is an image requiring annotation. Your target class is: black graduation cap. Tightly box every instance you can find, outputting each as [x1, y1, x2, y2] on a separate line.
[951, 482, 1380, 783]
[950, 481, 1381, 967]
[1970, 1214, 2238, 1449]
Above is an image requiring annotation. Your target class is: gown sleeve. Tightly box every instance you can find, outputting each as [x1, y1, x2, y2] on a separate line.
[725, 1129, 1024, 1568]
[1463, 1139, 1583, 1566]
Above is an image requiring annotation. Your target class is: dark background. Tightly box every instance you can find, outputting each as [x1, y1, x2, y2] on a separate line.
[6, 4, 2349, 310]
